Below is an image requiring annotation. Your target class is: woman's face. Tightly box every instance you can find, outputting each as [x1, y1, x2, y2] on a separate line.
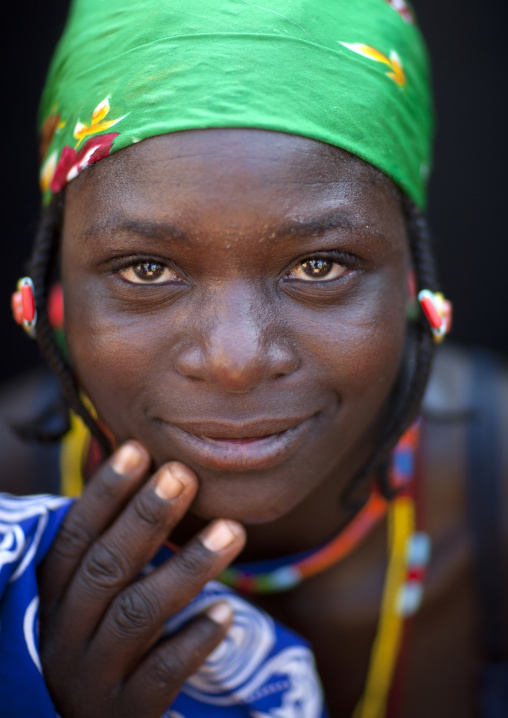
[62, 129, 410, 524]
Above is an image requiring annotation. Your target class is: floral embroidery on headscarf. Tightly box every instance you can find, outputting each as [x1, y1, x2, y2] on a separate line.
[40, 151, 59, 194]
[38, 0, 433, 209]
[383, 0, 414, 23]
[39, 107, 65, 161]
[73, 96, 125, 147]
[39, 96, 125, 198]
[339, 43, 406, 87]
[51, 133, 120, 193]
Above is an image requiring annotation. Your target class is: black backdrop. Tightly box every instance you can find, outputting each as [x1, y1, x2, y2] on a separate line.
[2, 0, 507, 383]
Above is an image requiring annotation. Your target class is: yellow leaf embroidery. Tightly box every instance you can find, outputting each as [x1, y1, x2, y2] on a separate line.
[339, 43, 406, 87]
[91, 97, 111, 124]
[74, 96, 126, 147]
[40, 150, 58, 193]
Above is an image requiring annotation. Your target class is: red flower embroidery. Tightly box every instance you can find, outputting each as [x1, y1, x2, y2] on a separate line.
[383, 0, 413, 23]
[51, 132, 120, 193]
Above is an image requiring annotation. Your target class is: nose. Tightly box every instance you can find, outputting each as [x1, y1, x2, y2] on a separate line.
[174, 285, 299, 392]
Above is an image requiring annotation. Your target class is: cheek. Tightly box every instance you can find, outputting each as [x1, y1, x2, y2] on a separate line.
[293, 279, 407, 405]
[63, 286, 157, 434]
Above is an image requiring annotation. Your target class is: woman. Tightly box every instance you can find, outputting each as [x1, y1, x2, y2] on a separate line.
[1, 1, 507, 716]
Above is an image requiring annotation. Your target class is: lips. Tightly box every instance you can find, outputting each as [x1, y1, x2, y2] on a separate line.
[155, 415, 318, 471]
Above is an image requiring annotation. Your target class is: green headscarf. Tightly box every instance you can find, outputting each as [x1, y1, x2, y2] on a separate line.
[39, 0, 433, 209]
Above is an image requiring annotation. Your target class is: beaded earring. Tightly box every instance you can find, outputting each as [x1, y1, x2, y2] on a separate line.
[418, 289, 452, 342]
[11, 277, 37, 337]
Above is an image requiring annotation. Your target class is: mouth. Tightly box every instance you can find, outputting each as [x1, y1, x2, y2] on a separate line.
[155, 415, 318, 471]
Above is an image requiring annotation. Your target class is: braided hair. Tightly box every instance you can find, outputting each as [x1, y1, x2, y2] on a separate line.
[27, 194, 112, 457]
[25, 190, 439, 501]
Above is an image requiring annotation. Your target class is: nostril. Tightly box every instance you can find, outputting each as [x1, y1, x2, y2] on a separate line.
[174, 329, 299, 390]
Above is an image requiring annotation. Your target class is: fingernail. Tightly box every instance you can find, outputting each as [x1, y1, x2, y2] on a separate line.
[111, 442, 144, 475]
[206, 601, 233, 625]
[165, 462, 194, 484]
[201, 519, 237, 552]
[154, 465, 185, 500]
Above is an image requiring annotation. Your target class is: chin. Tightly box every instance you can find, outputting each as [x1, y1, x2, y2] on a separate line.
[189, 484, 295, 525]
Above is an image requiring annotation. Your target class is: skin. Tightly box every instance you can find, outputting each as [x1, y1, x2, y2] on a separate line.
[61, 129, 409, 548]
[38, 128, 414, 716]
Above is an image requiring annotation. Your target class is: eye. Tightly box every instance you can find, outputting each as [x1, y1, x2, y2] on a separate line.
[116, 261, 183, 285]
[286, 257, 349, 282]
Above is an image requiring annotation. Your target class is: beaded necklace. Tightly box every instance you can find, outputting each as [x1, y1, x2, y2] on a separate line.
[209, 489, 388, 593]
[60, 419, 429, 718]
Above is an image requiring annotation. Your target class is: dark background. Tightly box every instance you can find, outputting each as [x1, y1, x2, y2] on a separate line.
[2, 0, 507, 383]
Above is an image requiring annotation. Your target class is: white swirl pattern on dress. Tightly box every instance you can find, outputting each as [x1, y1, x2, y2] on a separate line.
[241, 646, 323, 718]
[0, 522, 26, 572]
[166, 582, 275, 705]
[0, 494, 69, 580]
[0, 494, 69, 522]
[165, 581, 324, 716]
[23, 596, 42, 672]
[11, 511, 49, 581]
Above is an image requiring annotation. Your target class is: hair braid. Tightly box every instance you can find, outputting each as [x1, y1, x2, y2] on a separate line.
[28, 196, 112, 457]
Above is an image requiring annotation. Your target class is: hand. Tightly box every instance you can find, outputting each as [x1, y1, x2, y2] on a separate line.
[38, 441, 246, 718]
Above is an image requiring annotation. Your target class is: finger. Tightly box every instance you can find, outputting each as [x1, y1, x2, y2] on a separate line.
[87, 518, 245, 677]
[120, 602, 234, 718]
[39, 441, 150, 605]
[54, 461, 199, 643]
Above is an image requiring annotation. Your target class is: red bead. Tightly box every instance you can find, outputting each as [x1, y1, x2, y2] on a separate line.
[419, 295, 442, 330]
[21, 283, 36, 322]
[11, 291, 24, 325]
[407, 566, 427, 582]
[48, 283, 64, 328]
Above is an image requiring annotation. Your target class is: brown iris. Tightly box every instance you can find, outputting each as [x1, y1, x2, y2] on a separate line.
[300, 258, 334, 278]
[132, 262, 165, 281]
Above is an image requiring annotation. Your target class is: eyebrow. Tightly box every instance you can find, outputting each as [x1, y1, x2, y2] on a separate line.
[277, 210, 384, 240]
[81, 209, 384, 245]
[81, 217, 191, 245]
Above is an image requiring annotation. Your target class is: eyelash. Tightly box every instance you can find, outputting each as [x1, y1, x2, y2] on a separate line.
[110, 250, 360, 286]
[284, 250, 359, 282]
[111, 256, 185, 285]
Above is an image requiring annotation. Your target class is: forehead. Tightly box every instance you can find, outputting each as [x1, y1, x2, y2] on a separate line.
[63, 129, 405, 239]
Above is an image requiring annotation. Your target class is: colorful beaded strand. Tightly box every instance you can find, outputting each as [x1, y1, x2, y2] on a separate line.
[354, 425, 430, 718]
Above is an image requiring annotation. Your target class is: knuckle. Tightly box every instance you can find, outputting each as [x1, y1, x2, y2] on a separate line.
[173, 545, 208, 586]
[112, 584, 160, 636]
[84, 541, 127, 590]
[192, 617, 221, 644]
[132, 492, 163, 531]
[150, 651, 186, 687]
[53, 515, 96, 560]
[93, 468, 126, 502]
